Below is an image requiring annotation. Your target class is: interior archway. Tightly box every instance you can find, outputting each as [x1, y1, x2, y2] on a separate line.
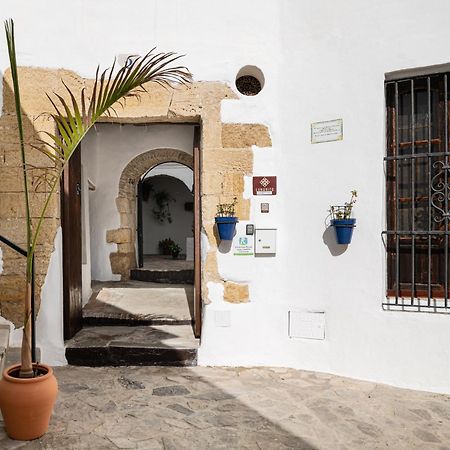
[109, 148, 194, 278]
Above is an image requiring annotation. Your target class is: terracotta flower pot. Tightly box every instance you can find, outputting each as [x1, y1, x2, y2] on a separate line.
[0, 363, 58, 440]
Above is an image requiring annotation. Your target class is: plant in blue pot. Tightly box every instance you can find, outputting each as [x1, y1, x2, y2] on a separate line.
[330, 190, 358, 245]
[215, 197, 239, 240]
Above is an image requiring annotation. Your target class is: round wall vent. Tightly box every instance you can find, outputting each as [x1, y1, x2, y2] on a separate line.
[235, 65, 264, 96]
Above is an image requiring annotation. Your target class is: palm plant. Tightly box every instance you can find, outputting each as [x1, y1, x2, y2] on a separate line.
[4, 18, 192, 378]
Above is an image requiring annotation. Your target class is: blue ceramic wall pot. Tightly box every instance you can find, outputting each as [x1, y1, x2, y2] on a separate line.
[331, 218, 356, 244]
[215, 217, 238, 240]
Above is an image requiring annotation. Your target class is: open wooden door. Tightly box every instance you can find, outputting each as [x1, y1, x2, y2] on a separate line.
[137, 179, 144, 268]
[61, 145, 83, 339]
[193, 126, 202, 338]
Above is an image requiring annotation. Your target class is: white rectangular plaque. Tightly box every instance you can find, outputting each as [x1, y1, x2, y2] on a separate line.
[288, 311, 325, 340]
[311, 119, 343, 144]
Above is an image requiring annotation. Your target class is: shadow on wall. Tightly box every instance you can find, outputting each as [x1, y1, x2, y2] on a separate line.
[322, 226, 348, 256]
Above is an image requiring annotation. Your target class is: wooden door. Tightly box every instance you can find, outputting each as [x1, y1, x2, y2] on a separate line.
[193, 126, 202, 338]
[62, 145, 83, 339]
[137, 180, 144, 268]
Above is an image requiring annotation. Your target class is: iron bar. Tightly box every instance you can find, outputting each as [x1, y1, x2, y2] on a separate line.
[445, 74, 449, 308]
[411, 79, 415, 303]
[383, 230, 450, 235]
[395, 82, 400, 304]
[385, 151, 450, 161]
[428, 76, 432, 305]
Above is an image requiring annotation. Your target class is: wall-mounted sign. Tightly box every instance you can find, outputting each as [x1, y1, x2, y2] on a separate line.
[253, 176, 277, 195]
[233, 236, 254, 256]
[260, 203, 270, 213]
[311, 119, 343, 144]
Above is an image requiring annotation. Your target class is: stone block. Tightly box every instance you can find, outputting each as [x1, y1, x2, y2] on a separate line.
[0, 275, 26, 301]
[106, 228, 132, 244]
[0, 299, 23, 327]
[222, 124, 272, 148]
[203, 251, 220, 283]
[0, 193, 58, 219]
[0, 167, 24, 192]
[116, 197, 132, 213]
[221, 172, 245, 195]
[110, 252, 135, 278]
[201, 195, 220, 222]
[223, 281, 249, 304]
[203, 148, 253, 174]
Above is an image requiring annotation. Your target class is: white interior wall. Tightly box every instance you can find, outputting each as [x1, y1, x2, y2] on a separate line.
[146, 163, 193, 191]
[1, 0, 450, 393]
[142, 172, 194, 255]
[81, 123, 194, 281]
[80, 165, 92, 305]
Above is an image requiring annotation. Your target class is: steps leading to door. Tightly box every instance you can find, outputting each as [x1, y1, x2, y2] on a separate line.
[65, 325, 198, 367]
[130, 268, 194, 284]
[83, 281, 194, 327]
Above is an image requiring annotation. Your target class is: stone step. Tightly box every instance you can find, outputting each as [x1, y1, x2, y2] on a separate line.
[130, 268, 194, 284]
[83, 282, 194, 327]
[82, 316, 192, 327]
[65, 325, 198, 367]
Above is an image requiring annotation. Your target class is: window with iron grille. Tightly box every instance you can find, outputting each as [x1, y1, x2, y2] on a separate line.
[384, 72, 450, 312]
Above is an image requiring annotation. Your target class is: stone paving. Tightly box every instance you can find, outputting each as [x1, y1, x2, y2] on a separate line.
[1, 366, 450, 449]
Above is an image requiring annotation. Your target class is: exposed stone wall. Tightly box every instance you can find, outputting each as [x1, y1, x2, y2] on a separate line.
[0, 66, 272, 325]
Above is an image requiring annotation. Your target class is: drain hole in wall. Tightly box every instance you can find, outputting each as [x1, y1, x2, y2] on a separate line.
[235, 65, 264, 96]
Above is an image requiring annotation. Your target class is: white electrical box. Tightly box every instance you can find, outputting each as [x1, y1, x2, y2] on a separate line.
[289, 311, 325, 340]
[255, 228, 277, 254]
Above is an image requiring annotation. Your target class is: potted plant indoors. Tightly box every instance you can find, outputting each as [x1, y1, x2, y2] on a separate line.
[0, 19, 191, 441]
[159, 238, 176, 255]
[169, 243, 182, 259]
[215, 197, 238, 240]
[330, 190, 358, 245]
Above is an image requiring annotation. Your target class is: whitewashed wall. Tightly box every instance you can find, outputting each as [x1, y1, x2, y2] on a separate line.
[2, 0, 450, 393]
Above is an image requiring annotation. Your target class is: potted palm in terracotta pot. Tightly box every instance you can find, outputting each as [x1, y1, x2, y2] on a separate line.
[215, 197, 239, 240]
[330, 190, 358, 245]
[0, 19, 191, 440]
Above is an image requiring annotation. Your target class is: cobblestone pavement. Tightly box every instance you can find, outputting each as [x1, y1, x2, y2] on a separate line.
[1, 366, 450, 449]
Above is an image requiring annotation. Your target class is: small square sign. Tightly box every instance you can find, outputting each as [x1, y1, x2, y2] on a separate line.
[233, 236, 254, 256]
[260, 203, 269, 213]
[253, 176, 277, 195]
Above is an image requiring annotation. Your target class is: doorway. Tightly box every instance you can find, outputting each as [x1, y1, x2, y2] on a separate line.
[137, 162, 195, 276]
[62, 124, 202, 362]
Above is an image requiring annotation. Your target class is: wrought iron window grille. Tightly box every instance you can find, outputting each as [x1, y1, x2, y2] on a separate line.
[383, 72, 450, 313]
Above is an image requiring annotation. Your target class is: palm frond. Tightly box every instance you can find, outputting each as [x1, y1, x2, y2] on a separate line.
[30, 49, 192, 252]
[43, 50, 191, 167]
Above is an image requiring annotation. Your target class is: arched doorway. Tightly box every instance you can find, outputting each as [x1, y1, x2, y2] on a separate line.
[136, 163, 195, 274]
[112, 148, 194, 277]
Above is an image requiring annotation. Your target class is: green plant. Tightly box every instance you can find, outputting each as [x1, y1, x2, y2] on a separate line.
[5, 18, 191, 378]
[330, 190, 358, 220]
[158, 238, 175, 255]
[152, 189, 175, 223]
[169, 242, 182, 258]
[216, 197, 238, 217]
